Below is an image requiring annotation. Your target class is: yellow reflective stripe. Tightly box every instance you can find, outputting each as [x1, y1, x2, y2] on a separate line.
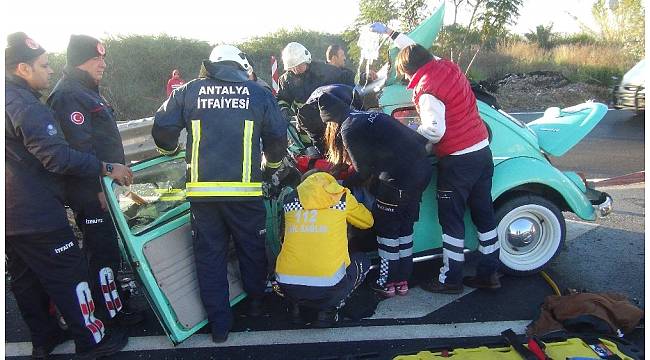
[266, 160, 282, 169]
[186, 191, 262, 197]
[159, 196, 186, 201]
[186, 181, 262, 197]
[154, 189, 186, 201]
[187, 182, 262, 188]
[190, 120, 201, 182]
[242, 120, 254, 183]
[154, 189, 185, 194]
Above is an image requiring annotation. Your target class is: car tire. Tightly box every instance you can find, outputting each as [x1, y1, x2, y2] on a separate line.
[495, 194, 566, 276]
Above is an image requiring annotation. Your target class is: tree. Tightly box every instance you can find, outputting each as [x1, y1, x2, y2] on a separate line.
[355, 0, 398, 26]
[398, 0, 430, 32]
[477, 0, 524, 45]
[525, 24, 555, 50]
[450, 0, 466, 25]
[591, 0, 645, 58]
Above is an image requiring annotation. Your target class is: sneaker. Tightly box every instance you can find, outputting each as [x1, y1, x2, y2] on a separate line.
[32, 331, 66, 359]
[370, 282, 396, 298]
[463, 273, 502, 289]
[247, 297, 265, 317]
[420, 279, 464, 294]
[212, 331, 229, 344]
[312, 308, 339, 328]
[395, 281, 409, 296]
[75, 329, 128, 360]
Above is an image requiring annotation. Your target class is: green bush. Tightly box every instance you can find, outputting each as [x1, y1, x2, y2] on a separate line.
[44, 31, 344, 121]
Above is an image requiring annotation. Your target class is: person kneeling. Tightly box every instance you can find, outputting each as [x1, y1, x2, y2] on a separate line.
[275, 171, 374, 327]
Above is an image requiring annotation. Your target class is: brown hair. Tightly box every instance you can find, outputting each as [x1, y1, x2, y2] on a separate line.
[395, 44, 434, 78]
[324, 122, 351, 168]
[326, 44, 343, 62]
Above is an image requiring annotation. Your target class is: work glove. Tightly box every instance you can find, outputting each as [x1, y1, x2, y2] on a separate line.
[369, 22, 390, 35]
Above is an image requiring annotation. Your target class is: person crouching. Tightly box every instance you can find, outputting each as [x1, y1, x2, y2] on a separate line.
[275, 171, 373, 327]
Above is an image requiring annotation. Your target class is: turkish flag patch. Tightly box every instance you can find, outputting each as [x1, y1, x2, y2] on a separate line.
[70, 111, 85, 125]
[25, 38, 39, 50]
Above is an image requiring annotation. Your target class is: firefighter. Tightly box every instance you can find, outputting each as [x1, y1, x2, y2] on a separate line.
[47, 34, 143, 326]
[313, 86, 433, 297]
[151, 44, 287, 343]
[276, 170, 373, 327]
[389, 34, 501, 293]
[5, 32, 131, 359]
[278, 42, 355, 150]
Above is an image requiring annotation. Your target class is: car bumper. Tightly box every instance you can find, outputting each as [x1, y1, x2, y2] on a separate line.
[612, 85, 645, 112]
[587, 188, 613, 217]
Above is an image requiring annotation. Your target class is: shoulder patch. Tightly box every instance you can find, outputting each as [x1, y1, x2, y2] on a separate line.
[70, 111, 85, 125]
[46, 124, 58, 136]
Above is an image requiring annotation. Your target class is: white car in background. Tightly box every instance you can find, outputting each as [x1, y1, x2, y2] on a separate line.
[612, 59, 645, 115]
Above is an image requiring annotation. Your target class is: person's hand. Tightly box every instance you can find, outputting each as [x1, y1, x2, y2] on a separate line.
[370, 22, 390, 34]
[105, 163, 133, 186]
[368, 69, 378, 81]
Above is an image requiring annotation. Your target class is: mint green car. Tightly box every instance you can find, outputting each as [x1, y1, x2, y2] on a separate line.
[102, 3, 612, 344]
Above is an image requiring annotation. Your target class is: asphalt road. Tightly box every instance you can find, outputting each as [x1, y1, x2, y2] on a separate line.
[514, 109, 645, 179]
[4, 110, 645, 359]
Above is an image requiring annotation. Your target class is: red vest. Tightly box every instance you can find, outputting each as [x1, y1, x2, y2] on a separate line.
[408, 59, 488, 157]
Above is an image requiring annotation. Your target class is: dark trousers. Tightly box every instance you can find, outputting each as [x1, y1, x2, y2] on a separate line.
[191, 200, 268, 334]
[68, 187, 124, 323]
[7, 227, 105, 352]
[436, 146, 500, 285]
[280, 252, 370, 310]
[374, 164, 432, 286]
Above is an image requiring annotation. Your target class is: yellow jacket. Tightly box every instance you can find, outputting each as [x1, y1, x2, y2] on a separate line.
[275, 172, 373, 286]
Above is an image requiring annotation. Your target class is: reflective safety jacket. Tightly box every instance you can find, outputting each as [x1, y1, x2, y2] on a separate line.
[152, 61, 287, 200]
[275, 172, 373, 287]
[6, 76, 102, 235]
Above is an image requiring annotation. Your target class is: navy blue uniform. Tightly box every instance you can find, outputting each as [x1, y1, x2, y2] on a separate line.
[6, 75, 107, 351]
[299, 84, 362, 152]
[152, 61, 287, 335]
[278, 61, 355, 148]
[341, 111, 432, 287]
[47, 66, 127, 323]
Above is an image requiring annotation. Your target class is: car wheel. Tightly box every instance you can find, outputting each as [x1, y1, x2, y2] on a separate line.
[495, 195, 566, 276]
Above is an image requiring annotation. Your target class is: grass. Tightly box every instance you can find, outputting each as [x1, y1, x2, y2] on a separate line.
[464, 42, 639, 86]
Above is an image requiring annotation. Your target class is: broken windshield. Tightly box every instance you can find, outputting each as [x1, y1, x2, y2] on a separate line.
[113, 157, 188, 235]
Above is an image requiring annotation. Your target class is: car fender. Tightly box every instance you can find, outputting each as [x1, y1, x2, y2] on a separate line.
[493, 157, 596, 221]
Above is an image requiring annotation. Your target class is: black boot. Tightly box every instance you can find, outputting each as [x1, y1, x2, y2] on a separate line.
[247, 297, 265, 317]
[312, 308, 339, 328]
[463, 273, 501, 289]
[31, 331, 66, 360]
[288, 302, 303, 325]
[74, 328, 128, 360]
[420, 279, 464, 294]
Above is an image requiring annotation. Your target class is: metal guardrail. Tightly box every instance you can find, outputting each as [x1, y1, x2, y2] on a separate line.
[118, 117, 187, 163]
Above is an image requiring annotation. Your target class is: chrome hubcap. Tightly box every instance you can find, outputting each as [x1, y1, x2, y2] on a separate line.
[505, 216, 541, 252]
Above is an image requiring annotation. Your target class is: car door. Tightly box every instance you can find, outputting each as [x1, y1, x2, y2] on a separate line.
[101, 152, 246, 344]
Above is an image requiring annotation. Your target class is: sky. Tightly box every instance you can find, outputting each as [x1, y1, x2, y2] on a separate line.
[1, 0, 601, 53]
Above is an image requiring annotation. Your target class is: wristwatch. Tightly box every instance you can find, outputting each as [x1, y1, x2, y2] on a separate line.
[105, 163, 113, 174]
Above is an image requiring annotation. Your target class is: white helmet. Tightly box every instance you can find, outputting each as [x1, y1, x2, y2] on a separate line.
[282, 42, 312, 71]
[209, 44, 251, 72]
